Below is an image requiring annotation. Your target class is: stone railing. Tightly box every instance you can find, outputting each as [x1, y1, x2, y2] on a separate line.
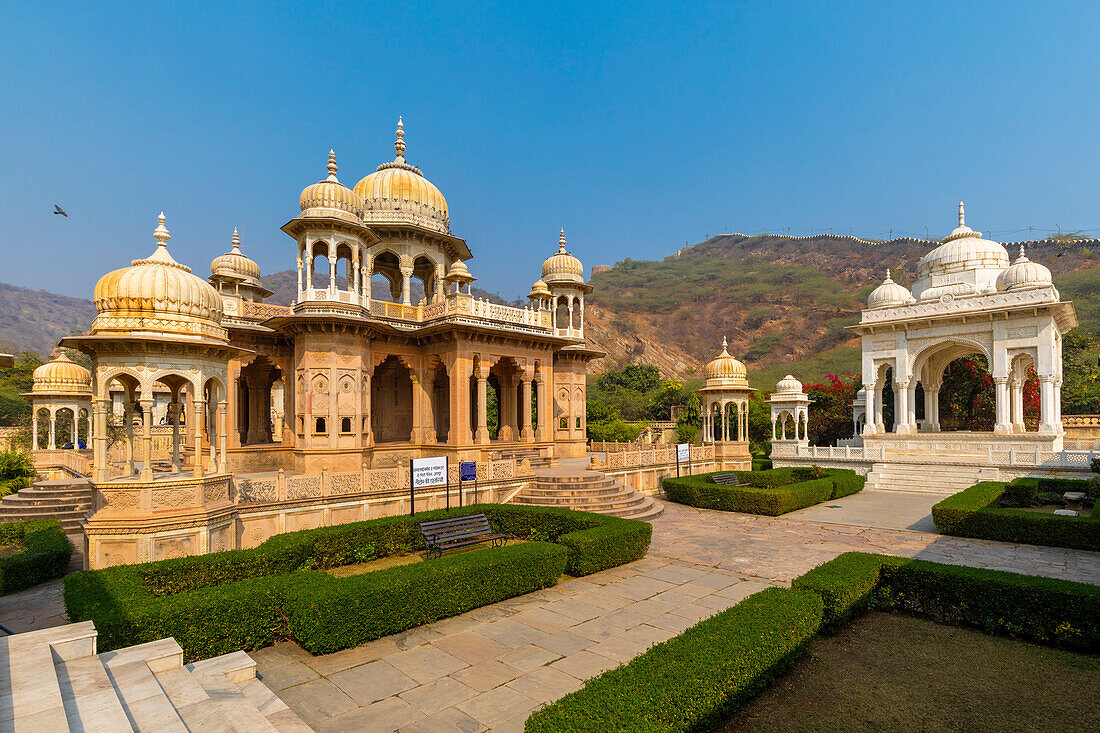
[241, 301, 291, 319]
[236, 456, 534, 504]
[590, 443, 713, 469]
[773, 441, 1100, 471]
[32, 449, 93, 476]
[360, 293, 552, 332]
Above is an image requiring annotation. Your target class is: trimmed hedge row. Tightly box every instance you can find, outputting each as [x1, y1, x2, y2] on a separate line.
[932, 480, 1100, 551]
[0, 519, 73, 595]
[663, 468, 864, 516]
[794, 551, 1100, 651]
[525, 587, 824, 733]
[64, 504, 650, 660]
[528, 551, 1100, 731]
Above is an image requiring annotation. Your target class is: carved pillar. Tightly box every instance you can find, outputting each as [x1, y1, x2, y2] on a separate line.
[124, 401, 135, 474]
[521, 371, 534, 442]
[193, 400, 205, 478]
[536, 375, 549, 442]
[434, 264, 446, 303]
[400, 267, 413, 306]
[863, 384, 876, 436]
[217, 401, 228, 473]
[328, 242, 336, 297]
[1039, 376, 1057, 434]
[93, 399, 107, 481]
[169, 400, 181, 472]
[140, 399, 153, 481]
[475, 366, 489, 444]
[48, 411, 56, 450]
[994, 377, 1011, 434]
[448, 360, 470, 446]
[31, 412, 38, 451]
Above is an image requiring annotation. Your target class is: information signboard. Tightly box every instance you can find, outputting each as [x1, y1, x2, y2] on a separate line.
[459, 461, 477, 482]
[410, 456, 449, 515]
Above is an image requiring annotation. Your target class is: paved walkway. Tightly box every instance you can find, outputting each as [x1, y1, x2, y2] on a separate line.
[254, 498, 1100, 732]
[784, 490, 940, 533]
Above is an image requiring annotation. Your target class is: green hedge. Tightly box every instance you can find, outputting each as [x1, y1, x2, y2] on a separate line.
[663, 468, 864, 516]
[525, 587, 824, 733]
[932, 480, 1100, 551]
[64, 504, 648, 660]
[530, 551, 1100, 732]
[751, 458, 772, 471]
[0, 519, 73, 595]
[794, 552, 1100, 651]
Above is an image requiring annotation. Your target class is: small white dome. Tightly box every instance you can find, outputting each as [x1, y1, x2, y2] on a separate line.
[867, 270, 912, 309]
[775, 374, 803, 394]
[996, 245, 1053, 292]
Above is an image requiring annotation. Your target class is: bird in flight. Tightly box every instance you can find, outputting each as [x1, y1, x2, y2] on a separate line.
[53, 205, 67, 217]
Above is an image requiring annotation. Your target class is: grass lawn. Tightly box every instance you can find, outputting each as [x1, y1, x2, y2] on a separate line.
[718, 611, 1100, 732]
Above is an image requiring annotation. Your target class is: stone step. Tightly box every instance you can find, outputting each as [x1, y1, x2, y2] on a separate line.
[515, 487, 640, 506]
[0, 622, 99, 731]
[55, 654, 137, 732]
[514, 491, 647, 513]
[526, 482, 620, 496]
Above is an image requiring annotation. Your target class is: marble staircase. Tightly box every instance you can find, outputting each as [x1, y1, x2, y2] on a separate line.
[865, 461, 999, 495]
[0, 621, 311, 732]
[496, 446, 559, 470]
[513, 469, 663, 520]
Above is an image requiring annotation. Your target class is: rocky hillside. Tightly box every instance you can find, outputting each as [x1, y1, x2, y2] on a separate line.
[581, 233, 1100, 387]
[0, 283, 97, 356]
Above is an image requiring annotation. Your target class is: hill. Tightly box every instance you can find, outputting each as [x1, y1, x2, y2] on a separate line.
[0, 283, 97, 356]
[581, 233, 1100, 387]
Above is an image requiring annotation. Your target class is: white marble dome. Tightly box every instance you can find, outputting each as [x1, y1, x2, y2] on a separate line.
[912, 203, 1010, 301]
[997, 245, 1053, 292]
[867, 270, 913, 309]
[775, 374, 804, 395]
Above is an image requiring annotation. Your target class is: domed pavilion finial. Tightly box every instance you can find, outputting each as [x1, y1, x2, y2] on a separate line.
[394, 116, 406, 160]
[958, 201, 965, 227]
[154, 212, 170, 247]
[1017, 243, 1029, 262]
[885, 268, 892, 282]
[231, 227, 241, 252]
[558, 227, 567, 253]
[326, 149, 339, 181]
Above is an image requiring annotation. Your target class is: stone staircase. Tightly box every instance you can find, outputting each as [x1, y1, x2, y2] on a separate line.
[497, 447, 559, 470]
[865, 461, 1000, 495]
[0, 621, 311, 732]
[0, 479, 94, 532]
[513, 469, 663, 520]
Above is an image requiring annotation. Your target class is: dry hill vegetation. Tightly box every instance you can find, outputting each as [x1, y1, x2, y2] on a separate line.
[582, 233, 1100, 387]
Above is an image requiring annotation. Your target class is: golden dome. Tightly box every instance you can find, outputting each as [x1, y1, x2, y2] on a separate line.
[299, 150, 365, 224]
[92, 213, 227, 341]
[542, 228, 585, 285]
[528, 279, 552, 299]
[32, 353, 91, 394]
[210, 228, 262, 286]
[354, 118, 450, 234]
[447, 259, 476, 283]
[703, 338, 749, 388]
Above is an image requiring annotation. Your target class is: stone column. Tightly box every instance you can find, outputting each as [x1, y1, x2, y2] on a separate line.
[1054, 381, 1063, 430]
[862, 384, 876, 436]
[874, 385, 884, 432]
[124, 401, 135, 474]
[93, 400, 107, 481]
[434, 264, 446, 303]
[1039, 377, 1057, 434]
[304, 249, 312, 293]
[520, 373, 534, 442]
[31, 412, 38, 451]
[328, 243, 337, 298]
[1010, 379, 1024, 432]
[140, 399, 153, 481]
[217, 401, 228, 473]
[474, 366, 489, 444]
[400, 267, 413, 306]
[536, 376, 550, 442]
[170, 400, 181, 472]
[193, 400, 205, 478]
[994, 377, 1011, 434]
[296, 245, 303, 299]
[48, 412, 56, 450]
[721, 404, 729, 442]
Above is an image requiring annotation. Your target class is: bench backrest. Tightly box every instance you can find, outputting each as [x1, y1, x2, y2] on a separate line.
[418, 513, 493, 545]
[709, 473, 741, 485]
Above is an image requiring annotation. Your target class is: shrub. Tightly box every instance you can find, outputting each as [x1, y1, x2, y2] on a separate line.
[933, 480, 1100, 551]
[65, 504, 647, 660]
[751, 458, 772, 471]
[664, 469, 864, 516]
[525, 588, 824, 733]
[0, 519, 73, 595]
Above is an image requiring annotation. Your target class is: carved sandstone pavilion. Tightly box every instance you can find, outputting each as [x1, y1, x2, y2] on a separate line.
[62, 119, 601, 567]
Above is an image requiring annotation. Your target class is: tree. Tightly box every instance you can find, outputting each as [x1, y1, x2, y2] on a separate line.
[805, 373, 861, 446]
[1061, 330, 1100, 414]
[938, 356, 995, 431]
[0, 352, 44, 427]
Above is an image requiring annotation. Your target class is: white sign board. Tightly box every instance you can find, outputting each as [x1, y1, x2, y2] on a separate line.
[676, 443, 690, 463]
[411, 457, 448, 488]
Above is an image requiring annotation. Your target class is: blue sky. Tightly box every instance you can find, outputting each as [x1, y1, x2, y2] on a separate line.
[2, 1, 1100, 300]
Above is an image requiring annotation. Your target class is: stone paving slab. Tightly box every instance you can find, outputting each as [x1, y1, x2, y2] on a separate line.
[258, 496, 1100, 731]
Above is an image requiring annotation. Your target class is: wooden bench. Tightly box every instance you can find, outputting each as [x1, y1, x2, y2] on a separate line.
[708, 473, 745, 486]
[418, 513, 508, 559]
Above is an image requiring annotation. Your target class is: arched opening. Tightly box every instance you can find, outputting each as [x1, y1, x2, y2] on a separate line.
[413, 255, 437, 305]
[237, 358, 282, 446]
[335, 243, 354, 294]
[936, 355, 995, 432]
[371, 355, 414, 443]
[341, 417, 352, 433]
[370, 251, 402, 302]
[554, 298, 569, 331]
[431, 361, 450, 443]
[315, 417, 326, 434]
[571, 296, 582, 330]
[488, 357, 521, 441]
[311, 242, 331, 290]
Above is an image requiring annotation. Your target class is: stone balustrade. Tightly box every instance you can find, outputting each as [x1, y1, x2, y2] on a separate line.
[589, 442, 714, 468]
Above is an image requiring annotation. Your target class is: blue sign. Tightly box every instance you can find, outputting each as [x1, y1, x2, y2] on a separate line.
[460, 461, 477, 482]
